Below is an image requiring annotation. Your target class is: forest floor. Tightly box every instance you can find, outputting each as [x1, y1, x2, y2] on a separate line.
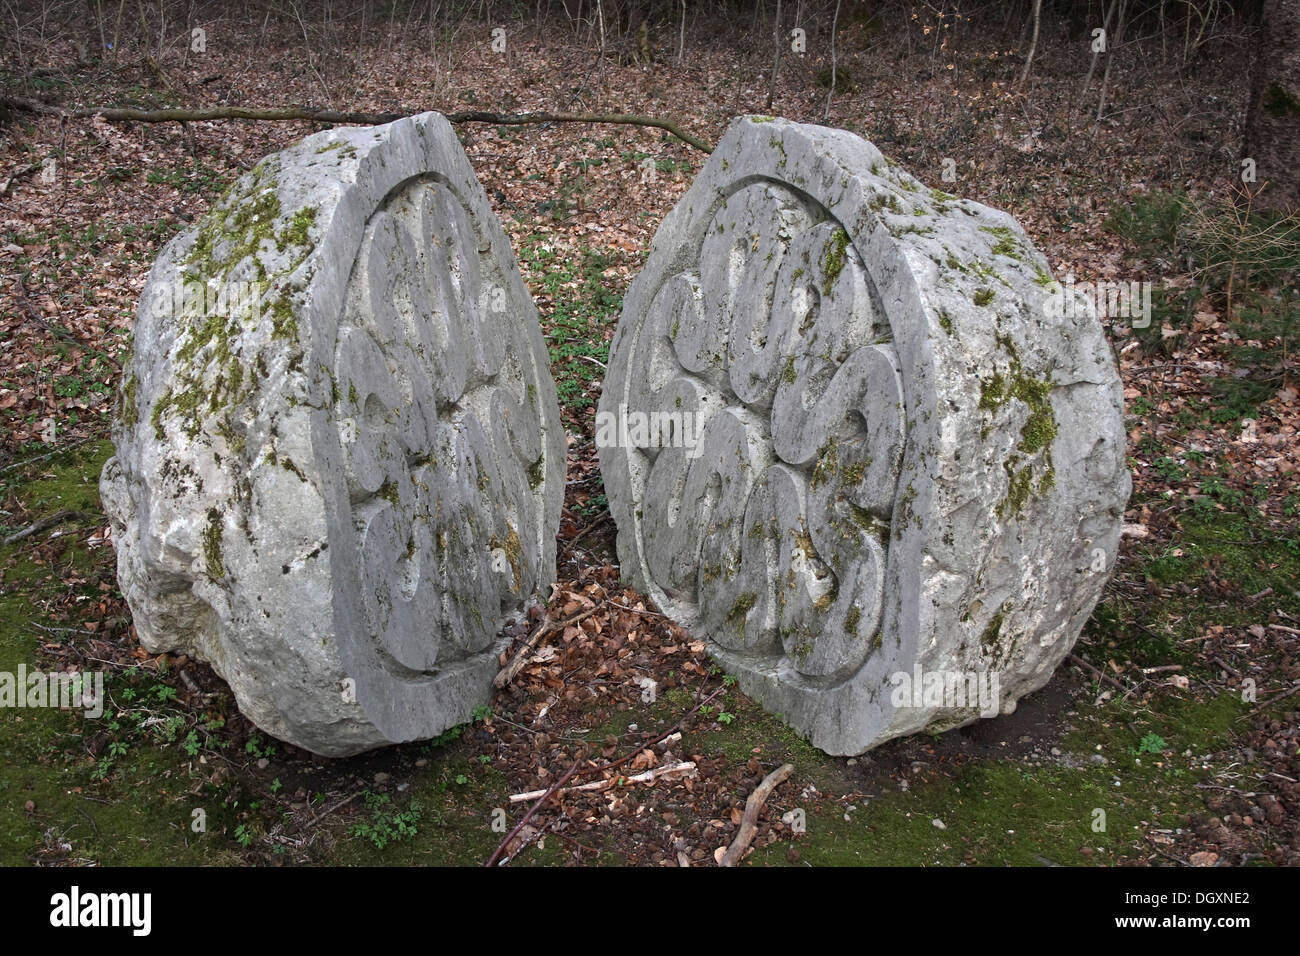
[0, 9, 1296, 866]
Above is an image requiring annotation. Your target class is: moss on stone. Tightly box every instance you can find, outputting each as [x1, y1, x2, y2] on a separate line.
[315, 140, 358, 158]
[728, 592, 757, 621]
[869, 192, 903, 215]
[268, 294, 299, 342]
[973, 287, 994, 307]
[1011, 373, 1058, 454]
[277, 206, 317, 252]
[979, 372, 1007, 410]
[821, 228, 850, 294]
[980, 609, 1005, 646]
[202, 508, 224, 579]
[809, 438, 840, 490]
[120, 375, 138, 428]
[980, 225, 1023, 260]
[1000, 464, 1035, 517]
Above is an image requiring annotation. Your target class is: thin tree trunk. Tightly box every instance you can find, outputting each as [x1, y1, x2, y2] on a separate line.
[596, 0, 606, 86]
[1243, 0, 1300, 215]
[824, 0, 841, 122]
[677, 0, 685, 64]
[1017, 0, 1042, 90]
[1096, 0, 1126, 121]
[766, 0, 782, 110]
[1080, 0, 1116, 97]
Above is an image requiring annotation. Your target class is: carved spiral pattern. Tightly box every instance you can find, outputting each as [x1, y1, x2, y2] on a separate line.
[628, 182, 906, 682]
[334, 177, 546, 673]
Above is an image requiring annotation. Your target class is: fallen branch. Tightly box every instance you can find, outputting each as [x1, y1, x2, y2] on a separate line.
[295, 790, 362, 833]
[1067, 653, 1128, 694]
[494, 604, 599, 689]
[508, 760, 696, 803]
[1140, 664, 1183, 675]
[1210, 655, 1242, 678]
[566, 509, 610, 550]
[0, 161, 41, 197]
[4, 509, 91, 546]
[719, 763, 794, 867]
[1248, 680, 1300, 714]
[485, 760, 581, 868]
[0, 97, 714, 154]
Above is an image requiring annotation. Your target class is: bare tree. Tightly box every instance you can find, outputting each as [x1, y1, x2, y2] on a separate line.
[1243, 0, 1300, 215]
[1017, 0, 1041, 90]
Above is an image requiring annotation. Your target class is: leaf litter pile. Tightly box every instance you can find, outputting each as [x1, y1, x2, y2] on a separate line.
[1, 8, 1297, 866]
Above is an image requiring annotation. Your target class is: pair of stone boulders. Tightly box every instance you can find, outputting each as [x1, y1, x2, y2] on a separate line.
[101, 113, 1129, 757]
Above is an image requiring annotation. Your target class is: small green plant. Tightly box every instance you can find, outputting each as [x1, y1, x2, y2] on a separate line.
[1133, 732, 1168, 756]
[351, 791, 425, 850]
[717, 711, 736, 725]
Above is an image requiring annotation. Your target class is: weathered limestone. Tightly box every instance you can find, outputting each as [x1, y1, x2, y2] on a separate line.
[598, 116, 1130, 755]
[100, 113, 565, 756]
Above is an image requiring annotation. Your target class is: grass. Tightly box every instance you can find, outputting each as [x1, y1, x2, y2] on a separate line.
[0, 443, 1286, 866]
[519, 241, 622, 413]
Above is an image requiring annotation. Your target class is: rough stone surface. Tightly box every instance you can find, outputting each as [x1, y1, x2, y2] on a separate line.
[101, 113, 565, 756]
[598, 116, 1130, 755]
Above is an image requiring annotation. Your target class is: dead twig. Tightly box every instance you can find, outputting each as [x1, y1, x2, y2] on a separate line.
[720, 763, 794, 867]
[4, 509, 92, 546]
[567, 510, 610, 550]
[508, 760, 696, 803]
[295, 790, 362, 832]
[494, 604, 599, 689]
[486, 760, 581, 867]
[1247, 680, 1300, 714]
[1067, 653, 1128, 694]
[0, 161, 41, 197]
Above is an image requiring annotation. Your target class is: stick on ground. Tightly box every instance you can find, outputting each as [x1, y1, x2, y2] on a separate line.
[719, 762, 794, 867]
[494, 604, 598, 689]
[0, 97, 714, 154]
